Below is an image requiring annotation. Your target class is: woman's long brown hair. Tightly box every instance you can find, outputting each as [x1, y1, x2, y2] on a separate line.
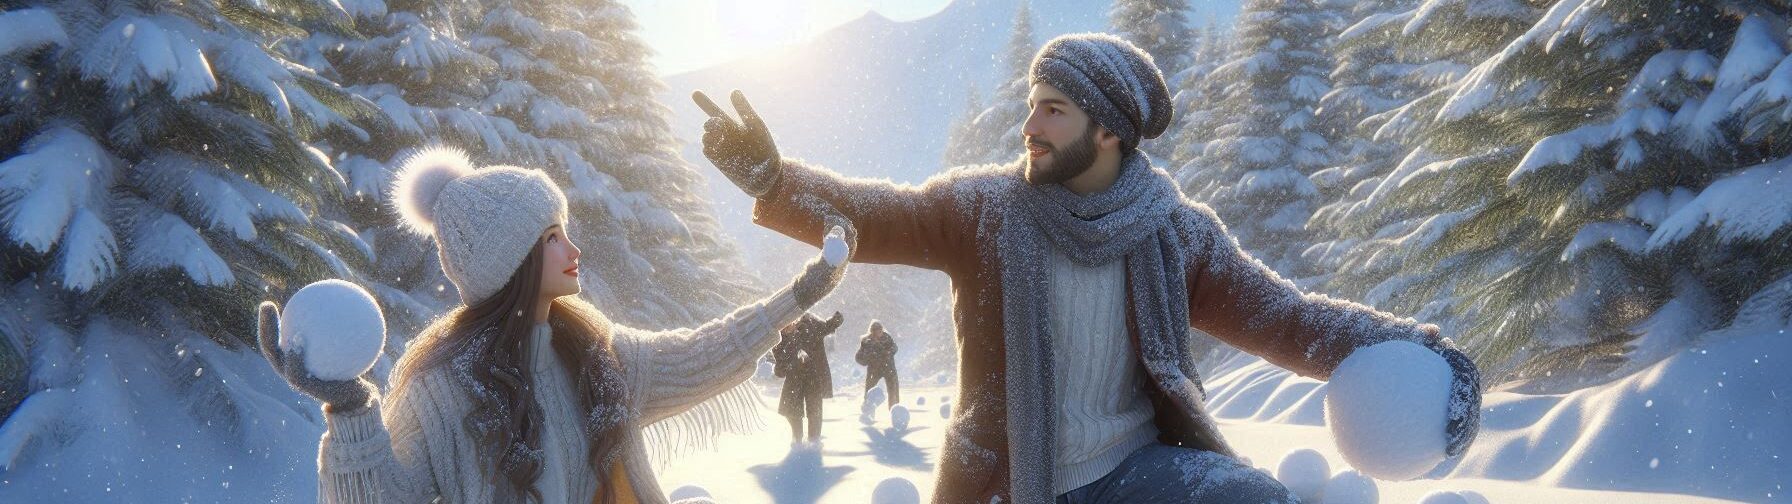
[390, 238, 631, 503]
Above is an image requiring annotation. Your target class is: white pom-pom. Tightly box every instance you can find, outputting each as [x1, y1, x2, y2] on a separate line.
[392, 146, 474, 236]
[872, 477, 921, 504]
[279, 280, 387, 381]
[1326, 340, 1452, 481]
[1321, 470, 1379, 504]
[1276, 448, 1330, 503]
[822, 226, 849, 266]
[668, 484, 711, 501]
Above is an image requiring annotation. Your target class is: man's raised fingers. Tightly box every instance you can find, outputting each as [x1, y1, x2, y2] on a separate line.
[692, 91, 734, 123]
[730, 90, 766, 131]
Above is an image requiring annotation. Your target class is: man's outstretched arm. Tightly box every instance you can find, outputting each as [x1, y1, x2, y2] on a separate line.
[1181, 206, 1481, 455]
[693, 90, 975, 270]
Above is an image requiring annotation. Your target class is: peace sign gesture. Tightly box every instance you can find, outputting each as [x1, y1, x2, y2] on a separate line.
[692, 89, 782, 197]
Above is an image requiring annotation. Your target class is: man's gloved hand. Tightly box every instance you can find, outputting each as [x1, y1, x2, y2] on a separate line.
[257, 302, 377, 413]
[692, 90, 781, 197]
[1425, 335, 1482, 457]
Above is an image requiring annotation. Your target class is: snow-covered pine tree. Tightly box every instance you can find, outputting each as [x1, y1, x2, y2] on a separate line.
[1109, 0, 1196, 160]
[943, 83, 985, 166]
[459, 0, 754, 329]
[1324, 0, 1792, 386]
[943, 0, 1035, 166]
[1166, 22, 1234, 169]
[1178, 0, 1341, 277]
[0, 0, 393, 497]
[1298, 0, 1424, 287]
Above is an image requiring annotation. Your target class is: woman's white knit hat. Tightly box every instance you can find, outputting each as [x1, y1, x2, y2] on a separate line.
[391, 146, 569, 305]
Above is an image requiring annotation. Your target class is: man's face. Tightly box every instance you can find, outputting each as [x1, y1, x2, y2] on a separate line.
[1023, 83, 1101, 186]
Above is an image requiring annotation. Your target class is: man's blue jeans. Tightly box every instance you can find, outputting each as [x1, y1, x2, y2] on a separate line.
[1056, 444, 1297, 503]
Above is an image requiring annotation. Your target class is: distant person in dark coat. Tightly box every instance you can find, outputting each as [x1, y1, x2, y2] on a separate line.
[855, 320, 900, 409]
[771, 311, 843, 443]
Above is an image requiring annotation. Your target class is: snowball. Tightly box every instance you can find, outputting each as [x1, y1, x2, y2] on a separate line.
[668, 484, 711, 502]
[1275, 448, 1330, 503]
[916, 397, 926, 406]
[1416, 491, 1470, 504]
[822, 226, 849, 266]
[1325, 340, 1452, 480]
[862, 383, 887, 413]
[1321, 470, 1378, 504]
[278, 280, 386, 381]
[890, 405, 911, 431]
[939, 403, 952, 419]
[871, 477, 921, 504]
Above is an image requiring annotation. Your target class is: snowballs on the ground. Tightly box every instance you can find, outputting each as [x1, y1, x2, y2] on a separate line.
[1276, 448, 1330, 503]
[917, 397, 926, 406]
[823, 227, 850, 266]
[871, 477, 921, 504]
[862, 384, 887, 415]
[890, 405, 911, 431]
[1321, 470, 1377, 504]
[1326, 340, 1452, 480]
[667, 484, 711, 501]
[278, 279, 386, 380]
[939, 403, 952, 419]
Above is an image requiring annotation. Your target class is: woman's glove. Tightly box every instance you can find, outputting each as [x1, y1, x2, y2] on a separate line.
[256, 302, 377, 413]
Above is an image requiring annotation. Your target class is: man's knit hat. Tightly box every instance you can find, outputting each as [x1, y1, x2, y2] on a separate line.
[391, 146, 568, 306]
[1029, 33, 1173, 151]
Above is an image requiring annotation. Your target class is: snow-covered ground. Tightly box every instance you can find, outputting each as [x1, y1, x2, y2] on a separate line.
[657, 329, 1786, 504]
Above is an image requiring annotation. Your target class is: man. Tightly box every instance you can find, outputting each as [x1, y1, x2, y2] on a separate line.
[855, 320, 900, 409]
[693, 33, 1480, 504]
[772, 311, 844, 444]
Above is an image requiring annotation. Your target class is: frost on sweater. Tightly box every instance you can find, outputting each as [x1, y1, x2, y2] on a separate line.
[314, 286, 801, 504]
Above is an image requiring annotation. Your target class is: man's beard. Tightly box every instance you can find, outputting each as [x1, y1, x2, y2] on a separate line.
[1024, 123, 1099, 186]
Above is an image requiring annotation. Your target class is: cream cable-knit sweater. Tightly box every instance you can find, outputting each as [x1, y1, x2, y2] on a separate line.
[316, 286, 801, 504]
[1048, 248, 1160, 495]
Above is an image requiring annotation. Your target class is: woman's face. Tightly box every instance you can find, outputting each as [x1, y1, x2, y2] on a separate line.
[538, 225, 582, 299]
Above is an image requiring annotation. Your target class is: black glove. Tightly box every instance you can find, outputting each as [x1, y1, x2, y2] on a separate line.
[257, 302, 377, 413]
[692, 90, 781, 197]
[1426, 337, 1482, 457]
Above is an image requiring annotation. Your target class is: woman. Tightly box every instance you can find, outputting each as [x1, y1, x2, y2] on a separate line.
[256, 147, 853, 503]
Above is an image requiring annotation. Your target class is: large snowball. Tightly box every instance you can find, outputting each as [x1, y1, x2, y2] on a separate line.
[1321, 470, 1378, 504]
[871, 477, 920, 504]
[668, 484, 711, 502]
[1275, 448, 1330, 503]
[1325, 340, 1451, 480]
[278, 280, 386, 381]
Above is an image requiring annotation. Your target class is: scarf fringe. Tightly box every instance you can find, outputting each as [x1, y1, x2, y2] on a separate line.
[640, 379, 768, 469]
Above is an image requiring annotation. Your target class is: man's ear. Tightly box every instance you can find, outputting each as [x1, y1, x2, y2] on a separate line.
[1096, 126, 1122, 151]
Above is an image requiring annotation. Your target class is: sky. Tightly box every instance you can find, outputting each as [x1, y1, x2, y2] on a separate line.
[620, 0, 1242, 75]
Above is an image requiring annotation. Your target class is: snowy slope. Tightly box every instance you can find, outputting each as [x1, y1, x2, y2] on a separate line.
[654, 382, 1752, 503]
[1197, 328, 1791, 503]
